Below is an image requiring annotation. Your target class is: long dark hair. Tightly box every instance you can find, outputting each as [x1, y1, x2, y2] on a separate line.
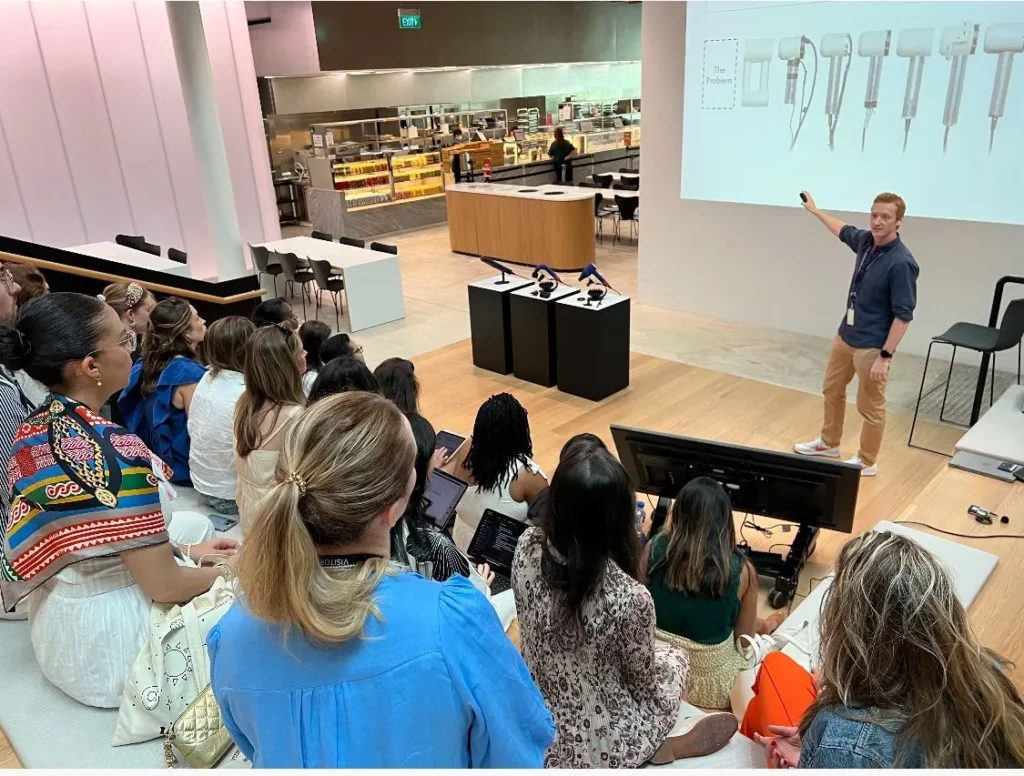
[374, 357, 419, 413]
[141, 298, 197, 395]
[389, 412, 437, 562]
[465, 393, 532, 492]
[0, 293, 107, 387]
[251, 297, 292, 328]
[320, 333, 357, 363]
[308, 357, 378, 402]
[299, 320, 331, 372]
[649, 477, 736, 598]
[539, 447, 640, 629]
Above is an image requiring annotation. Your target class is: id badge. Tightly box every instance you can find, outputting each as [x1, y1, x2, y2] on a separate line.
[846, 307, 856, 326]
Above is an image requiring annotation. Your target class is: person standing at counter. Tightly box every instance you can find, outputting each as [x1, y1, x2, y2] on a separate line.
[548, 127, 575, 183]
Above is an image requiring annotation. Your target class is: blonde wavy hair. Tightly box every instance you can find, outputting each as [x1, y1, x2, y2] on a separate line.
[801, 530, 1024, 767]
[237, 391, 416, 644]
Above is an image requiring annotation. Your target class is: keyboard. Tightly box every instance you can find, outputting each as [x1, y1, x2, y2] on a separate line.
[490, 573, 512, 595]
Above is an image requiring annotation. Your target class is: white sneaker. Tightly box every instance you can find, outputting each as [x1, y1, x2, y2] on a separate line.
[845, 455, 878, 477]
[737, 633, 788, 667]
[793, 436, 840, 458]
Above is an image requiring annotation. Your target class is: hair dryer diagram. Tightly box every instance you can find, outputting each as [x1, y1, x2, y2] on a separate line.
[821, 33, 853, 151]
[742, 39, 774, 106]
[896, 28, 934, 152]
[778, 35, 818, 149]
[858, 30, 891, 150]
[983, 22, 1024, 152]
[939, 21, 980, 152]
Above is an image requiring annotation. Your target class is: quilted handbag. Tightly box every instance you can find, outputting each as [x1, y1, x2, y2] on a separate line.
[163, 684, 232, 769]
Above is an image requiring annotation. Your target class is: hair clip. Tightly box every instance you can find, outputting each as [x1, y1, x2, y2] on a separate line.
[124, 282, 145, 311]
[284, 471, 307, 495]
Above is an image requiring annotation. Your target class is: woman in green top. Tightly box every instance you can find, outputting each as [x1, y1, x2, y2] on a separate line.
[642, 477, 762, 710]
[548, 127, 575, 183]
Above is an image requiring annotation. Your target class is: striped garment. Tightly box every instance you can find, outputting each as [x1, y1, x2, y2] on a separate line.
[1, 395, 171, 612]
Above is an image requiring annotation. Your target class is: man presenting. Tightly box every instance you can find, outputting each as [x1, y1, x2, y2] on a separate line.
[794, 192, 919, 476]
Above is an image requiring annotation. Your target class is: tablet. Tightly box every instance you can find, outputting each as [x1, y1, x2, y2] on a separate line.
[422, 470, 469, 529]
[436, 429, 466, 461]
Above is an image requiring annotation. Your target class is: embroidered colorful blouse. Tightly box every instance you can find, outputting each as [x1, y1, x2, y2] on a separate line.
[1, 395, 172, 612]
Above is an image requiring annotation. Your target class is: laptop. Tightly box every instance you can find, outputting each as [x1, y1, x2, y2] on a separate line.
[949, 450, 1021, 482]
[466, 508, 528, 595]
[423, 470, 469, 530]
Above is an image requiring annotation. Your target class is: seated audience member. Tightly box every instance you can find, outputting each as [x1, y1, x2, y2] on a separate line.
[188, 316, 255, 515]
[446, 393, 548, 552]
[513, 446, 738, 767]
[527, 432, 607, 521]
[390, 413, 489, 588]
[100, 280, 157, 351]
[3, 264, 48, 407]
[298, 320, 331, 395]
[374, 357, 419, 413]
[119, 298, 207, 483]
[320, 332, 364, 363]
[234, 325, 306, 532]
[747, 531, 1024, 768]
[209, 392, 555, 767]
[0, 293, 237, 707]
[642, 477, 761, 710]
[308, 356, 378, 402]
[251, 297, 298, 330]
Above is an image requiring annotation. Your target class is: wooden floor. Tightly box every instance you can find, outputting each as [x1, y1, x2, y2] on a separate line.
[1, 340, 1019, 767]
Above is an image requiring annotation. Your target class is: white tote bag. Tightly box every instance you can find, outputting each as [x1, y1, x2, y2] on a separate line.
[112, 576, 234, 746]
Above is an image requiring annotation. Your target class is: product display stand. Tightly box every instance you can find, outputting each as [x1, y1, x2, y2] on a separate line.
[555, 291, 631, 400]
[509, 284, 578, 387]
[468, 276, 534, 374]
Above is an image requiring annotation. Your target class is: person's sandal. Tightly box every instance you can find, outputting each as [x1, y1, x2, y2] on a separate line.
[648, 712, 739, 765]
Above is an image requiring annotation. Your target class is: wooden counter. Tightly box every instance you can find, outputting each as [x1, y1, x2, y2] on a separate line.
[447, 183, 595, 271]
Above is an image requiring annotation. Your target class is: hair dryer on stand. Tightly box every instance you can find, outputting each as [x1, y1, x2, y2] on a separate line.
[480, 257, 519, 285]
[896, 28, 934, 152]
[742, 39, 774, 107]
[531, 264, 562, 298]
[939, 21, 980, 153]
[858, 30, 891, 151]
[778, 35, 817, 150]
[820, 33, 853, 151]
[983, 23, 1024, 152]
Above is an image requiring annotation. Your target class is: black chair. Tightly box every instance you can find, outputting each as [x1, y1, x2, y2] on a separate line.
[167, 248, 187, 264]
[593, 173, 614, 189]
[613, 195, 639, 245]
[578, 180, 602, 189]
[619, 175, 640, 191]
[909, 298, 1024, 454]
[369, 242, 398, 255]
[311, 259, 345, 328]
[115, 234, 145, 250]
[593, 192, 617, 245]
[311, 231, 334, 242]
[278, 252, 316, 317]
[339, 236, 366, 248]
[618, 168, 636, 173]
[140, 241, 161, 256]
[250, 243, 283, 295]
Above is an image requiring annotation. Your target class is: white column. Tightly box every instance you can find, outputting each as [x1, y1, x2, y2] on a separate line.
[165, 1, 247, 280]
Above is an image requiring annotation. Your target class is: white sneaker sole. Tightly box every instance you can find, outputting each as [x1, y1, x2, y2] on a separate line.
[860, 466, 878, 477]
[793, 445, 841, 459]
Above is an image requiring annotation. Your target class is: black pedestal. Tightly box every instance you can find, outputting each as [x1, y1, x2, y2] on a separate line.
[510, 285, 578, 387]
[555, 292, 630, 400]
[468, 277, 534, 374]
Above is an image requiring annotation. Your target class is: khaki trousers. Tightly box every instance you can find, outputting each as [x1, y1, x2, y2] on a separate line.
[820, 336, 888, 466]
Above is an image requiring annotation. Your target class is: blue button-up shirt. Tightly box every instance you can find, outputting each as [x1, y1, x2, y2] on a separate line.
[837, 225, 919, 350]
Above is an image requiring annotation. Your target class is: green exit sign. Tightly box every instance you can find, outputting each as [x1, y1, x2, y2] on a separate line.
[398, 9, 420, 29]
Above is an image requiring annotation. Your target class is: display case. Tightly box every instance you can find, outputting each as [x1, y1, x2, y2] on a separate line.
[332, 158, 392, 207]
[391, 151, 444, 201]
[331, 151, 446, 211]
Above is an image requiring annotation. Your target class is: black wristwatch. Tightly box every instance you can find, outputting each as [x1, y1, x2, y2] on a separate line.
[880, 349, 894, 359]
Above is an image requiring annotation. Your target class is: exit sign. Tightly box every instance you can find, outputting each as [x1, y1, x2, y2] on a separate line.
[398, 9, 420, 29]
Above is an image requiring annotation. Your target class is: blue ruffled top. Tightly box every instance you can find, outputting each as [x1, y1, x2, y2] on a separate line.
[117, 356, 206, 484]
[208, 572, 554, 768]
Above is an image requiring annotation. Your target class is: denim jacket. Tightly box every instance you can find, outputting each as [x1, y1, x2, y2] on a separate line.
[799, 706, 925, 769]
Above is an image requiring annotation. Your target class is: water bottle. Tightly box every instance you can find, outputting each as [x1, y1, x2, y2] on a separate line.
[635, 501, 646, 536]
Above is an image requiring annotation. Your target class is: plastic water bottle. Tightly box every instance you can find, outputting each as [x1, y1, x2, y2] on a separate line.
[635, 501, 646, 534]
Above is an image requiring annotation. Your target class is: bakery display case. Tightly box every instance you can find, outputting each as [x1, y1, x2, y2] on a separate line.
[391, 151, 444, 201]
[328, 151, 447, 211]
[331, 158, 392, 207]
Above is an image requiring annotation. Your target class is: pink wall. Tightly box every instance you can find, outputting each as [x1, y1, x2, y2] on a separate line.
[0, 1, 280, 280]
[246, 1, 320, 77]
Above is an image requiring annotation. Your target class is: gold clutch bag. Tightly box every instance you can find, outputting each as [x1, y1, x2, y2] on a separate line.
[162, 684, 232, 769]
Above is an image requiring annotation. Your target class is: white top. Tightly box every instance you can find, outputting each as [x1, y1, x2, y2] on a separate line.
[66, 242, 191, 277]
[451, 457, 545, 553]
[302, 369, 317, 396]
[447, 182, 597, 202]
[236, 405, 303, 534]
[254, 236, 392, 270]
[187, 370, 246, 501]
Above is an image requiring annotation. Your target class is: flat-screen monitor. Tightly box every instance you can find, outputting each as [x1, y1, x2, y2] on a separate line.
[611, 425, 859, 533]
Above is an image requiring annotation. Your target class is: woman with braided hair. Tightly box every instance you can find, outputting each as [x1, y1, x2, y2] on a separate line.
[445, 392, 548, 552]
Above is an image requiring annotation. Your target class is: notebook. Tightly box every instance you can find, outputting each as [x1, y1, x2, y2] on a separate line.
[423, 470, 469, 530]
[466, 509, 528, 595]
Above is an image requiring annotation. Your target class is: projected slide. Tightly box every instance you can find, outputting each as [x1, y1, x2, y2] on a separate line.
[681, 2, 1024, 225]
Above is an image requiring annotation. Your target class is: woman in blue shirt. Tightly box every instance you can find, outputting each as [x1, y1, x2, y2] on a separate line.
[118, 298, 206, 483]
[209, 391, 554, 768]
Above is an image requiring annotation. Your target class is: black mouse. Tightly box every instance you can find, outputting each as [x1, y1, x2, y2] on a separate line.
[799, 192, 808, 203]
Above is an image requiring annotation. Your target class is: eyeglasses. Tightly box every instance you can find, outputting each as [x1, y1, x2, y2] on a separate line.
[352, 345, 364, 356]
[89, 328, 137, 357]
[0, 268, 15, 293]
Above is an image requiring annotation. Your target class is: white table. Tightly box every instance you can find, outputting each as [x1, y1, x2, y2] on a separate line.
[447, 182, 597, 202]
[67, 242, 191, 278]
[602, 171, 639, 183]
[256, 236, 405, 332]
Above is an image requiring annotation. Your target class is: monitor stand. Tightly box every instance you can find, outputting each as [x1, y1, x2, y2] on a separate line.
[650, 495, 819, 610]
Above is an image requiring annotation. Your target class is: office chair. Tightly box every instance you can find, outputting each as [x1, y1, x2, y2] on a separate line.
[369, 242, 398, 255]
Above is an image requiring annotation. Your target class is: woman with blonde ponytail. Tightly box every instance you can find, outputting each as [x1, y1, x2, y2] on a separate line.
[208, 392, 554, 768]
[749, 530, 1024, 768]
